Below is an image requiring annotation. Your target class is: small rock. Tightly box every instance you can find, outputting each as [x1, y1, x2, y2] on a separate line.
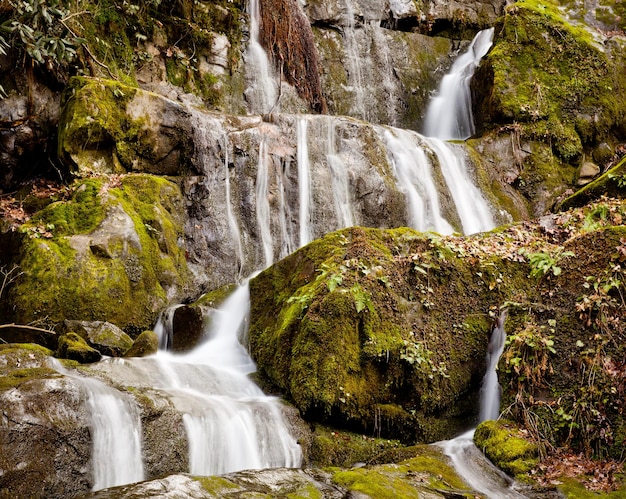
[62, 320, 133, 357]
[577, 161, 600, 185]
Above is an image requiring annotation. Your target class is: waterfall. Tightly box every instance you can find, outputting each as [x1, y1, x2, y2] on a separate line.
[154, 304, 183, 353]
[256, 138, 274, 268]
[49, 359, 144, 491]
[326, 121, 356, 229]
[420, 28, 496, 235]
[480, 309, 507, 422]
[224, 143, 245, 277]
[297, 118, 313, 247]
[245, 0, 278, 114]
[425, 137, 495, 234]
[423, 28, 495, 140]
[158, 281, 302, 474]
[276, 159, 298, 259]
[436, 309, 529, 499]
[381, 127, 454, 235]
[342, 2, 367, 120]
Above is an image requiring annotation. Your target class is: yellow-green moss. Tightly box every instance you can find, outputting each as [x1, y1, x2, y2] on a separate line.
[480, 0, 626, 172]
[7, 174, 189, 334]
[330, 447, 470, 498]
[474, 420, 539, 477]
[56, 332, 102, 363]
[557, 476, 626, 498]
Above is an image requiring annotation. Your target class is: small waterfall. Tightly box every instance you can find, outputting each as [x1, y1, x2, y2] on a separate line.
[50, 359, 144, 491]
[297, 118, 313, 247]
[256, 138, 274, 268]
[423, 28, 495, 140]
[155, 282, 302, 474]
[224, 143, 245, 276]
[276, 159, 298, 260]
[480, 309, 507, 422]
[245, 0, 278, 114]
[326, 122, 356, 229]
[425, 137, 495, 234]
[419, 28, 497, 235]
[154, 304, 183, 351]
[381, 127, 454, 235]
[437, 309, 529, 499]
[342, 3, 367, 120]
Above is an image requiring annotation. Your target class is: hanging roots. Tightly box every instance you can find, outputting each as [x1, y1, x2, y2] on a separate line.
[260, 0, 327, 113]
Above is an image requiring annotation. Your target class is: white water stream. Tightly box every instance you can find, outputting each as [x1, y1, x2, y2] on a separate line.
[50, 359, 145, 491]
[297, 118, 313, 247]
[244, 0, 278, 114]
[423, 28, 495, 140]
[437, 310, 530, 498]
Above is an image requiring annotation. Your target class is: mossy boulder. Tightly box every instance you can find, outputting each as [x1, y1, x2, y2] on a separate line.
[2, 174, 190, 335]
[249, 226, 533, 442]
[124, 330, 159, 358]
[62, 320, 133, 357]
[472, 1, 626, 212]
[250, 199, 626, 459]
[474, 420, 539, 477]
[56, 332, 102, 363]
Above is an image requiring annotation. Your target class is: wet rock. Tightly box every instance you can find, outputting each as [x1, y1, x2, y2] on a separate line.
[56, 333, 102, 363]
[63, 320, 133, 357]
[0, 345, 91, 498]
[592, 142, 613, 166]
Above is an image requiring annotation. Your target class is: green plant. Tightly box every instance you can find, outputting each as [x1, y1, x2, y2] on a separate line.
[522, 247, 574, 278]
[503, 319, 556, 389]
[1, 0, 85, 70]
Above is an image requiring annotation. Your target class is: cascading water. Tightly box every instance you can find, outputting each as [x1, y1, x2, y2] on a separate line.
[91, 283, 302, 478]
[380, 127, 454, 235]
[326, 121, 356, 229]
[297, 118, 313, 247]
[50, 359, 144, 491]
[256, 137, 274, 268]
[245, 0, 278, 114]
[419, 28, 497, 235]
[425, 137, 495, 235]
[224, 143, 245, 277]
[437, 310, 530, 499]
[423, 28, 495, 140]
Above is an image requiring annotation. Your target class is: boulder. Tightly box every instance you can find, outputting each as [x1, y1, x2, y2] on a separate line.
[63, 320, 133, 357]
[576, 161, 601, 185]
[56, 333, 102, 363]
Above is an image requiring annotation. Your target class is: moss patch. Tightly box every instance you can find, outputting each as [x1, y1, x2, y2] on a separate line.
[474, 420, 539, 477]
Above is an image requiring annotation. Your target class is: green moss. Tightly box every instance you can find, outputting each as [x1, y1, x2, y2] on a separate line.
[0, 367, 59, 391]
[56, 332, 102, 364]
[480, 0, 626, 179]
[474, 420, 539, 477]
[192, 476, 241, 495]
[557, 477, 626, 498]
[7, 174, 189, 333]
[330, 447, 469, 498]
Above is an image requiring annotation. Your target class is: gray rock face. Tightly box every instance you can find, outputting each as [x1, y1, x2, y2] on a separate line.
[0, 346, 91, 498]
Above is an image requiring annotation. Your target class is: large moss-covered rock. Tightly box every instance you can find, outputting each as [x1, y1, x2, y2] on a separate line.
[249, 226, 533, 442]
[474, 420, 538, 477]
[250, 199, 626, 456]
[2, 174, 189, 334]
[476, 1, 626, 153]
